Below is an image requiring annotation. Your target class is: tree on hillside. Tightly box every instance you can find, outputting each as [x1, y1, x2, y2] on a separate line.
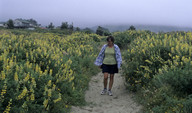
[68, 23, 73, 31]
[82, 28, 94, 34]
[96, 26, 103, 35]
[48, 22, 54, 29]
[75, 27, 81, 31]
[7, 19, 14, 29]
[60, 22, 68, 29]
[128, 25, 136, 30]
[103, 30, 111, 36]
[96, 26, 111, 36]
[28, 18, 38, 26]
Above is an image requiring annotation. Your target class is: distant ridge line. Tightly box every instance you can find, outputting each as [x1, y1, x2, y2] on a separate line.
[90, 24, 192, 33]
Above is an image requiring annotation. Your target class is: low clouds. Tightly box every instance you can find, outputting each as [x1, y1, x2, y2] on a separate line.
[1, 0, 192, 27]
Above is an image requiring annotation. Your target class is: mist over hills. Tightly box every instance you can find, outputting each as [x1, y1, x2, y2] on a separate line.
[90, 24, 192, 33]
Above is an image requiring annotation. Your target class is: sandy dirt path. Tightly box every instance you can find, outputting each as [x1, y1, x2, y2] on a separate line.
[71, 72, 143, 113]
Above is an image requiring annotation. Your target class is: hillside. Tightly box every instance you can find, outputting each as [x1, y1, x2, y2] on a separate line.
[90, 24, 192, 33]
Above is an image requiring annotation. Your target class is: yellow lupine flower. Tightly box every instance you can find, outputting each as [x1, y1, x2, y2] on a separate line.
[26, 52, 29, 58]
[52, 84, 56, 91]
[131, 49, 134, 53]
[172, 56, 175, 60]
[43, 99, 49, 108]
[49, 69, 53, 75]
[142, 49, 145, 54]
[135, 80, 141, 83]
[43, 86, 48, 96]
[9, 60, 14, 67]
[183, 57, 190, 64]
[68, 69, 73, 76]
[48, 89, 52, 97]
[47, 80, 52, 87]
[40, 71, 43, 75]
[1, 71, 6, 80]
[1, 83, 7, 98]
[181, 44, 184, 51]
[14, 72, 18, 81]
[149, 43, 154, 47]
[16, 65, 19, 71]
[31, 77, 36, 87]
[175, 45, 180, 53]
[3, 99, 12, 113]
[24, 73, 30, 82]
[6, 66, 10, 71]
[174, 61, 179, 66]
[182, 56, 187, 62]
[68, 59, 72, 64]
[168, 53, 172, 57]
[69, 76, 74, 82]
[17, 87, 28, 100]
[35, 65, 39, 72]
[140, 66, 152, 73]
[145, 60, 153, 65]
[30, 93, 35, 101]
[180, 62, 183, 66]
[53, 93, 62, 103]
[144, 73, 150, 78]
[44, 69, 48, 74]
[72, 82, 75, 90]
[53, 97, 61, 103]
[6, 58, 9, 64]
[175, 55, 180, 60]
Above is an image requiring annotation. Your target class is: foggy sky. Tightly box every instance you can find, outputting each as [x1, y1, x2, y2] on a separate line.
[0, 0, 192, 28]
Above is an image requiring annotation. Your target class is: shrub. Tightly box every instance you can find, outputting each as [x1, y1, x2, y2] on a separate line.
[123, 31, 192, 92]
[139, 64, 192, 113]
[0, 31, 101, 112]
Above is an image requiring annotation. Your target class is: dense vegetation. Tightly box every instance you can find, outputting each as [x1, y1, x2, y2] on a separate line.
[1, 28, 192, 113]
[114, 30, 192, 112]
[0, 29, 103, 113]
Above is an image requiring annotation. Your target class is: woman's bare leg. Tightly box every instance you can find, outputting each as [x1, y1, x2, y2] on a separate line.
[103, 72, 108, 89]
[109, 74, 114, 90]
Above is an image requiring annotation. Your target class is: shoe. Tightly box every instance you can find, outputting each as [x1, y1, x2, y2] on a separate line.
[101, 89, 107, 95]
[108, 90, 113, 96]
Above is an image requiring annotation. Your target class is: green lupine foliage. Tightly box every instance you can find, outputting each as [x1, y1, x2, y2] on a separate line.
[114, 30, 192, 113]
[0, 31, 102, 113]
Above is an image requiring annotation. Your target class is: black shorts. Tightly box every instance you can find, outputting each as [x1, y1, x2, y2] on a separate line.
[101, 64, 118, 74]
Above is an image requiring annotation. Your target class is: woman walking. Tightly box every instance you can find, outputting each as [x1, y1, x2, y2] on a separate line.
[94, 36, 122, 96]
